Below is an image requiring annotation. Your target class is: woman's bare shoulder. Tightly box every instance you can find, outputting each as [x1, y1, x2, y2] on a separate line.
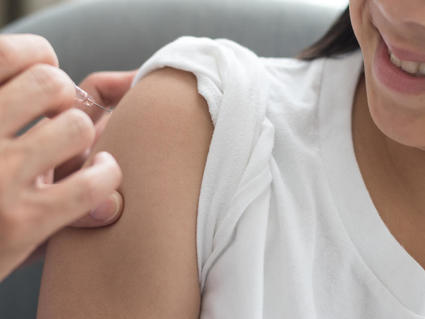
[37, 67, 213, 319]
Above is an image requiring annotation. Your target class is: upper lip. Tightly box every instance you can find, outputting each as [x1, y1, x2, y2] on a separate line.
[370, 1, 425, 63]
[381, 35, 425, 63]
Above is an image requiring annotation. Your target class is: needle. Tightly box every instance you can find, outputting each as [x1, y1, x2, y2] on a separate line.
[74, 85, 113, 113]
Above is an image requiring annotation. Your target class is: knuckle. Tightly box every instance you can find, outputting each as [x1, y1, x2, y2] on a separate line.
[28, 196, 54, 223]
[0, 207, 27, 242]
[28, 34, 58, 67]
[14, 140, 33, 162]
[30, 64, 61, 94]
[0, 141, 35, 190]
[0, 34, 58, 70]
[0, 141, 27, 178]
[29, 64, 74, 105]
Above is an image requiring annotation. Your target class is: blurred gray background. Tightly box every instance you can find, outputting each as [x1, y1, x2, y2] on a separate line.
[1, 0, 81, 27]
[1, 0, 348, 27]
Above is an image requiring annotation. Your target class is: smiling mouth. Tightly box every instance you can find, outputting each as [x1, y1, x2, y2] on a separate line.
[372, 34, 425, 95]
[388, 51, 425, 78]
[375, 29, 425, 77]
[368, 0, 425, 95]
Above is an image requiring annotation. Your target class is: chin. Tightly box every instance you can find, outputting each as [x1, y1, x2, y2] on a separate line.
[366, 84, 425, 149]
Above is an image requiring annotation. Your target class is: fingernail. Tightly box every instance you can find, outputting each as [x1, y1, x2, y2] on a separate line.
[89, 192, 122, 222]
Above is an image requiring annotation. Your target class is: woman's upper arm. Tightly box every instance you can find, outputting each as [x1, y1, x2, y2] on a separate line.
[37, 67, 214, 319]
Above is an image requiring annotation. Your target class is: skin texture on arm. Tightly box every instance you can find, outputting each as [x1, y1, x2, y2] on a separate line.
[36, 67, 214, 319]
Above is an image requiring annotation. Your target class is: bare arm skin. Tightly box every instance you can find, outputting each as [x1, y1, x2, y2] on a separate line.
[37, 68, 214, 319]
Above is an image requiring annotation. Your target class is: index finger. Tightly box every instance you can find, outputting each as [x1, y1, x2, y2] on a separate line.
[0, 34, 58, 84]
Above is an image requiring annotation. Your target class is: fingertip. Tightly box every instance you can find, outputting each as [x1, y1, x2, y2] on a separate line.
[88, 191, 124, 225]
[93, 151, 115, 165]
[96, 151, 121, 169]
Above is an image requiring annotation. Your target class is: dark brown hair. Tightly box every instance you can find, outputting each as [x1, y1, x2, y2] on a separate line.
[297, 6, 360, 60]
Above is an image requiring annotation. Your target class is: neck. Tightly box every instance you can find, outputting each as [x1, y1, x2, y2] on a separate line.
[352, 73, 425, 216]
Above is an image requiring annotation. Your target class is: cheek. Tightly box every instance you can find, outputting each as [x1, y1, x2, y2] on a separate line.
[349, 0, 375, 49]
[349, 0, 365, 42]
[349, 0, 378, 97]
[348, 1, 396, 140]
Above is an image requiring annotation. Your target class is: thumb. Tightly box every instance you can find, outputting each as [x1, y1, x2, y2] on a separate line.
[70, 191, 124, 228]
[79, 70, 138, 108]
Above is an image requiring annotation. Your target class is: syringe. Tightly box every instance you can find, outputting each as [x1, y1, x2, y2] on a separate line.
[74, 85, 113, 113]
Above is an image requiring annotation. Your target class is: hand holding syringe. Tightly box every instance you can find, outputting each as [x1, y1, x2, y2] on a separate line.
[56, 70, 137, 182]
[51, 84, 115, 184]
[0, 33, 128, 281]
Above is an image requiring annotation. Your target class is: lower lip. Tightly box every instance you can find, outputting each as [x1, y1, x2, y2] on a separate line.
[373, 37, 425, 95]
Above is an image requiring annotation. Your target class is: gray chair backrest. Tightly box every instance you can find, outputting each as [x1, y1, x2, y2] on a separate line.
[3, 0, 343, 83]
[0, 1, 344, 318]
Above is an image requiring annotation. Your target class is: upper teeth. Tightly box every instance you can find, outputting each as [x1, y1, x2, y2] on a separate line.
[390, 52, 425, 77]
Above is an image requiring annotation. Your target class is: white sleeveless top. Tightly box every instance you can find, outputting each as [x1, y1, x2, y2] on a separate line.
[132, 36, 425, 318]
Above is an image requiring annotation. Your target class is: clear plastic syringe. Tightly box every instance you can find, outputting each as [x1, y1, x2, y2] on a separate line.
[74, 85, 113, 124]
